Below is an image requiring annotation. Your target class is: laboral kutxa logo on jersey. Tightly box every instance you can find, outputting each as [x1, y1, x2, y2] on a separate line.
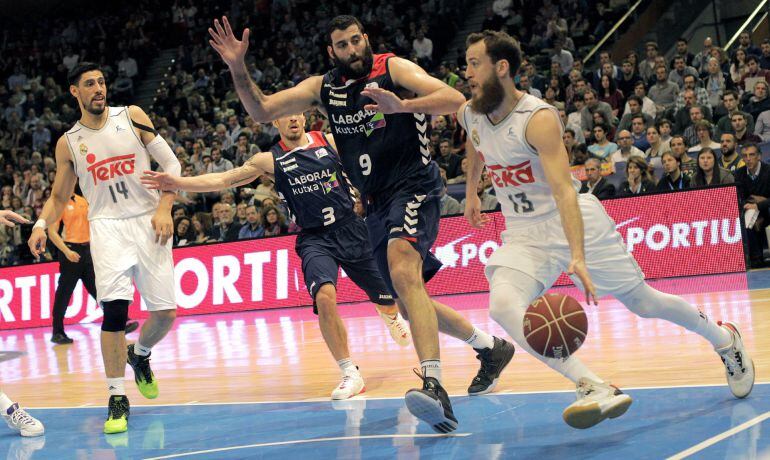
[288, 168, 338, 196]
[331, 109, 387, 136]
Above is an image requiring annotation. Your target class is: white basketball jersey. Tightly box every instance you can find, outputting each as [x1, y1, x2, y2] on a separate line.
[460, 95, 580, 229]
[64, 107, 159, 221]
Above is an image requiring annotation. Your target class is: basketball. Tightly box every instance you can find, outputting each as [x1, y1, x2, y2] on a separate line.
[523, 293, 588, 360]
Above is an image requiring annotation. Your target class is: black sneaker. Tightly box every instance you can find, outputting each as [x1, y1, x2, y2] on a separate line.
[125, 321, 139, 334]
[127, 344, 158, 399]
[468, 337, 515, 395]
[103, 395, 130, 434]
[404, 369, 458, 433]
[50, 332, 73, 345]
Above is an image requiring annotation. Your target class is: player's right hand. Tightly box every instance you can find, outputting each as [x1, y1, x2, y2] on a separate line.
[141, 170, 178, 191]
[28, 228, 47, 261]
[567, 258, 598, 306]
[0, 210, 29, 227]
[464, 194, 489, 228]
[65, 249, 81, 263]
[208, 16, 249, 67]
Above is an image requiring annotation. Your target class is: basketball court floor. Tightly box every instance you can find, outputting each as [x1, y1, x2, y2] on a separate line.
[0, 270, 767, 458]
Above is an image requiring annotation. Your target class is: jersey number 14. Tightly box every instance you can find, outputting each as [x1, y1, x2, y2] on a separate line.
[109, 181, 129, 203]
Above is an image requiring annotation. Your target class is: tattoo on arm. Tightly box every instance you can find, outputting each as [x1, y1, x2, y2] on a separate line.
[233, 71, 265, 108]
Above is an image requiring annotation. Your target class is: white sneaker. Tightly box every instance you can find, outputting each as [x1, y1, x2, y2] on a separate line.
[716, 321, 755, 399]
[331, 369, 365, 400]
[379, 310, 411, 347]
[562, 378, 633, 429]
[3, 403, 44, 437]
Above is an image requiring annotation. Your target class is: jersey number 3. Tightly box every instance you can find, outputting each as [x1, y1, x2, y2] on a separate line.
[109, 181, 129, 203]
[322, 207, 336, 226]
[508, 192, 534, 214]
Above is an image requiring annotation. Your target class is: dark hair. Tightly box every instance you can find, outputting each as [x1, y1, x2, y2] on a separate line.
[741, 141, 760, 154]
[662, 150, 682, 165]
[723, 89, 739, 100]
[564, 127, 576, 137]
[626, 156, 653, 182]
[673, 55, 685, 63]
[327, 15, 365, 45]
[747, 55, 759, 65]
[631, 113, 645, 122]
[627, 95, 642, 106]
[466, 30, 522, 76]
[677, 37, 688, 44]
[68, 62, 102, 86]
[671, 134, 688, 148]
[634, 80, 646, 89]
[600, 74, 617, 94]
[657, 118, 672, 129]
[593, 122, 608, 133]
[695, 147, 721, 185]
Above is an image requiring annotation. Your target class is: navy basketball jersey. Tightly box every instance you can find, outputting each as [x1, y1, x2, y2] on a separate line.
[319, 53, 434, 196]
[271, 131, 356, 230]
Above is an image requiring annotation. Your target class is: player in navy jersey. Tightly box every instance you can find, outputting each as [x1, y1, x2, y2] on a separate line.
[142, 113, 413, 400]
[206, 15, 514, 433]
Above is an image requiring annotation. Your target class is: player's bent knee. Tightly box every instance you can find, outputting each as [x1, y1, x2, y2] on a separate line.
[101, 299, 130, 332]
[489, 285, 528, 324]
[151, 309, 177, 324]
[615, 283, 658, 318]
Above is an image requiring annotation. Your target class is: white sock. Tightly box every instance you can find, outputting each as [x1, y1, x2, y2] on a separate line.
[464, 327, 495, 350]
[489, 267, 604, 384]
[337, 358, 357, 373]
[615, 283, 733, 349]
[107, 378, 125, 396]
[0, 392, 14, 413]
[421, 359, 442, 382]
[134, 342, 152, 356]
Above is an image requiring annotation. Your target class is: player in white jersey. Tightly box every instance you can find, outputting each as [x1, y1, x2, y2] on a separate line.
[0, 210, 45, 437]
[460, 31, 754, 429]
[28, 63, 181, 434]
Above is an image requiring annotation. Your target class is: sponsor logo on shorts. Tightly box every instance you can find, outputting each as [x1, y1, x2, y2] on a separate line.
[379, 294, 393, 300]
[86, 154, 136, 185]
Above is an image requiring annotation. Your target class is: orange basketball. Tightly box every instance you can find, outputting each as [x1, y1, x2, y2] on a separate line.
[523, 293, 588, 360]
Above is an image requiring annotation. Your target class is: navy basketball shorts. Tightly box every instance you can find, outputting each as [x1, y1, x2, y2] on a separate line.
[365, 174, 443, 298]
[295, 217, 394, 314]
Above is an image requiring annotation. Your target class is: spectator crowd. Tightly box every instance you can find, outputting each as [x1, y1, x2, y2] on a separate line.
[1, 0, 770, 267]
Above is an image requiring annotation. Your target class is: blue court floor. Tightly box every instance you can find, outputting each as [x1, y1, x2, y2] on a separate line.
[1, 383, 768, 459]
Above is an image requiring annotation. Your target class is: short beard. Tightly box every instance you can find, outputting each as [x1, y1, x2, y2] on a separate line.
[333, 42, 374, 80]
[470, 75, 505, 114]
[85, 101, 106, 115]
[283, 131, 303, 142]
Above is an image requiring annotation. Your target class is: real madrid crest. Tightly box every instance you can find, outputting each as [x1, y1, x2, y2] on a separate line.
[79, 143, 88, 155]
[471, 129, 480, 146]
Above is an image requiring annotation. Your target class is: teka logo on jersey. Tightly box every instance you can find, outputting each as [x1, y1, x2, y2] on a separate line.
[432, 234, 499, 270]
[86, 154, 136, 185]
[486, 160, 535, 188]
[616, 217, 742, 252]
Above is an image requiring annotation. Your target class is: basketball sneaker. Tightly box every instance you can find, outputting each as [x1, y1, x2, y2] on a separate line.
[3, 403, 44, 437]
[331, 368, 365, 400]
[103, 395, 130, 434]
[379, 310, 411, 346]
[127, 344, 158, 399]
[562, 378, 633, 429]
[716, 321, 755, 398]
[468, 337, 515, 395]
[404, 369, 458, 433]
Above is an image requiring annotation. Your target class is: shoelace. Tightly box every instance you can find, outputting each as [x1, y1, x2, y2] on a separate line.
[392, 320, 408, 337]
[338, 375, 352, 390]
[11, 408, 37, 426]
[108, 398, 129, 418]
[721, 350, 745, 376]
[134, 355, 154, 383]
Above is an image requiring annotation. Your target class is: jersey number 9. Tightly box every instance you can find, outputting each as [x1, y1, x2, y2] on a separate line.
[359, 154, 372, 176]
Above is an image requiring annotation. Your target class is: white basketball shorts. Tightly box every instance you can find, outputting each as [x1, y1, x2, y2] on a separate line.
[89, 213, 176, 311]
[486, 193, 645, 297]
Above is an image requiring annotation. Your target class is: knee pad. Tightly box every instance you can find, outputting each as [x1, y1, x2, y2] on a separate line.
[101, 299, 130, 332]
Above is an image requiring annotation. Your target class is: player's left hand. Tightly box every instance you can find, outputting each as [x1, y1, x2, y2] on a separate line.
[361, 87, 407, 114]
[567, 258, 598, 306]
[152, 211, 174, 245]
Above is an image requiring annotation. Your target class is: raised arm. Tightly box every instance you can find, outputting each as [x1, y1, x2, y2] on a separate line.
[28, 136, 78, 258]
[526, 109, 597, 305]
[142, 152, 273, 193]
[208, 16, 323, 122]
[362, 56, 466, 115]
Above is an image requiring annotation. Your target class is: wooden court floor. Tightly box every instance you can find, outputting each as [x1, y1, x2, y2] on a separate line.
[0, 272, 765, 409]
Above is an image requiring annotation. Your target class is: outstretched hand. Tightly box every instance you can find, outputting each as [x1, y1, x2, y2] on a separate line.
[141, 170, 179, 192]
[567, 258, 598, 306]
[361, 87, 407, 114]
[208, 16, 250, 67]
[0, 210, 29, 227]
